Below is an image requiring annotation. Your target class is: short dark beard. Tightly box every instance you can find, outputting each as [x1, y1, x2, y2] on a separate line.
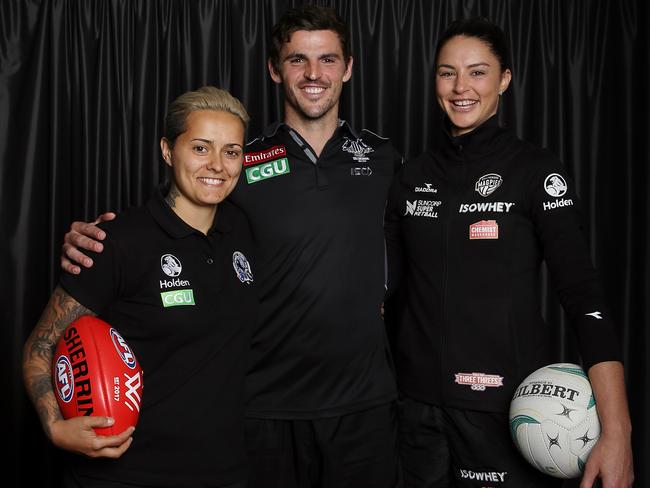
[165, 183, 180, 208]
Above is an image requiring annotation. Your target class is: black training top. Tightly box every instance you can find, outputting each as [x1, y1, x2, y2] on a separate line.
[60, 189, 258, 487]
[228, 120, 401, 419]
[385, 115, 621, 413]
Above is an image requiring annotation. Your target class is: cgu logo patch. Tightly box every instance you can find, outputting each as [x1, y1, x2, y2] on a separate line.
[55, 355, 75, 403]
[160, 289, 196, 307]
[475, 173, 503, 197]
[245, 158, 290, 184]
[110, 328, 137, 369]
[469, 220, 499, 240]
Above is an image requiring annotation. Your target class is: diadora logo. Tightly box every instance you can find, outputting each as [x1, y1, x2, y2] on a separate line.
[415, 183, 438, 193]
[232, 251, 254, 283]
[55, 355, 74, 403]
[110, 328, 137, 369]
[161, 254, 182, 277]
[469, 220, 499, 240]
[404, 199, 441, 218]
[350, 166, 373, 176]
[544, 173, 568, 197]
[454, 372, 504, 391]
[342, 137, 373, 162]
[459, 202, 515, 213]
[244, 145, 287, 167]
[475, 173, 503, 197]
[245, 158, 290, 184]
[160, 289, 196, 307]
[459, 468, 508, 483]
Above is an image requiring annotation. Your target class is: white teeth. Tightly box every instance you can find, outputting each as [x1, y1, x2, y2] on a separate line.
[304, 87, 325, 94]
[453, 100, 476, 106]
[199, 177, 223, 186]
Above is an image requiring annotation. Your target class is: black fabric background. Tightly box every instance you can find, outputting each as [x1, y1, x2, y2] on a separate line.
[1, 1, 647, 486]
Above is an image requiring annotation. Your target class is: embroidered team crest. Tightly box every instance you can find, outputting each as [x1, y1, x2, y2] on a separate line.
[342, 137, 374, 162]
[232, 251, 254, 284]
[161, 254, 182, 277]
[474, 173, 503, 197]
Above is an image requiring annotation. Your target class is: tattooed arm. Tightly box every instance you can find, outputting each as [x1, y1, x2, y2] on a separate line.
[22, 286, 134, 458]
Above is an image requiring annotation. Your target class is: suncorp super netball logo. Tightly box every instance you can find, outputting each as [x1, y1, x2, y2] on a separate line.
[110, 328, 137, 369]
[55, 355, 75, 403]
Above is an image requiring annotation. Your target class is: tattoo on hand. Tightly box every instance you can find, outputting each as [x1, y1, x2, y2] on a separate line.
[165, 183, 180, 208]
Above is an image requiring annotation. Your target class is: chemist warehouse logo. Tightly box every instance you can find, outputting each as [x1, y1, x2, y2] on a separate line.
[244, 145, 291, 184]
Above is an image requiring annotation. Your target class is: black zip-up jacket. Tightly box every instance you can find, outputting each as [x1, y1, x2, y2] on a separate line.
[384, 116, 621, 413]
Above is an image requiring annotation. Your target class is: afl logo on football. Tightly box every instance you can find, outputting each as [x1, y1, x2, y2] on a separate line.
[232, 251, 254, 284]
[544, 173, 568, 197]
[161, 254, 182, 277]
[110, 328, 137, 369]
[474, 173, 503, 197]
[54, 355, 75, 403]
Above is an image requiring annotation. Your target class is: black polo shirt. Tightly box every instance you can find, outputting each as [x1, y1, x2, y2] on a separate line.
[60, 189, 258, 487]
[228, 120, 401, 419]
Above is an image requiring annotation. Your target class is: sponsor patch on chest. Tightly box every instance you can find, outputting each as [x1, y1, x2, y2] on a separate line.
[245, 158, 290, 184]
[404, 199, 441, 218]
[469, 220, 499, 240]
[454, 372, 504, 391]
[244, 145, 287, 166]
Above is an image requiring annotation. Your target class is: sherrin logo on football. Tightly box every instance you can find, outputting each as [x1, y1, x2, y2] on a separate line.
[52, 316, 144, 435]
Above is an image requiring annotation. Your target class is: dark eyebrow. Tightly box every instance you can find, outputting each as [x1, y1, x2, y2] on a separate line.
[190, 138, 213, 144]
[283, 51, 342, 61]
[437, 62, 491, 70]
[224, 143, 244, 150]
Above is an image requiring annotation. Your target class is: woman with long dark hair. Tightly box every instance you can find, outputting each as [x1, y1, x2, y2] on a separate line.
[385, 18, 634, 488]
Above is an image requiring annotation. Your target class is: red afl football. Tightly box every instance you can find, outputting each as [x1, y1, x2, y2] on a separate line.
[52, 315, 144, 435]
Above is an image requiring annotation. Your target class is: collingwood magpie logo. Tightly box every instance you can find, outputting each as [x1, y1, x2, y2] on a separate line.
[161, 254, 182, 277]
[232, 251, 254, 284]
[475, 173, 503, 197]
[342, 137, 373, 162]
[544, 173, 568, 197]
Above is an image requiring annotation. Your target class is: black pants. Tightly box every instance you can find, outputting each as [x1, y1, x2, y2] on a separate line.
[245, 402, 399, 488]
[398, 395, 565, 488]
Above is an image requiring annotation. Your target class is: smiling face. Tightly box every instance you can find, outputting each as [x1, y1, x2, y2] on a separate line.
[268, 29, 353, 124]
[161, 109, 245, 211]
[436, 35, 511, 136]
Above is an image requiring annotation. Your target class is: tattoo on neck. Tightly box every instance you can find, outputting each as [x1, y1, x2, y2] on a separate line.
[166, 184, 180, 208]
